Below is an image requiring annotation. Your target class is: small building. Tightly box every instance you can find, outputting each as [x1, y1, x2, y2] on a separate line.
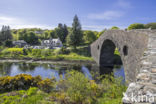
[34, 31, 43, 34]
[13, 40, 27, 47]
[32, 46, 45, 49]
[41, 38, 63, 49]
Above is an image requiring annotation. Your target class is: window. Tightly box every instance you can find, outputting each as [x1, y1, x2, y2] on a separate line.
[123, 46, 128, 56]
[97, 45, 99, 50]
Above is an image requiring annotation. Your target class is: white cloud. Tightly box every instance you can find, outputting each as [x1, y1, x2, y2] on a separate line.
[88, 10, 124, 20]
[0, 16, 23, 25]
[11, 24, 54, 30]
[0, 16, 54, 29]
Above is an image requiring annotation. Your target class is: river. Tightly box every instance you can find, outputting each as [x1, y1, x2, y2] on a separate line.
[0, 62, 125, 82]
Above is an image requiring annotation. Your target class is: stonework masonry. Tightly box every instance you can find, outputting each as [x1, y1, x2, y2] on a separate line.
[90, 29, 156, 104]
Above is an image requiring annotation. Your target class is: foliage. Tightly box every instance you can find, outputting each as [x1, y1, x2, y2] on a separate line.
[52, 70, 126, 104]
[0, 47, 93, 61]
[111, 26, 119, 30]
[67, 15, 83, 49]
[57, 71, 92, 103]
[50, 30, 57, 38]
[0, 74, 57, 93]
[1, 48, 24, 57]
[0, 74, 40, 92]
[24, 31, 40, 45]
[0, 26, 12, 42]
[38, 78, 56, 93]
[127, 23, 145, 30]
[0, 87, 52, 104]
[97, 29, 106, 38]
[4, 40, 13, 47]
[55, 23, 68, 43]
[83, 30, 97, 44]
[0, 70, 127, 104]
[144, 22, 156, 29]
[114, 48, 120, 55]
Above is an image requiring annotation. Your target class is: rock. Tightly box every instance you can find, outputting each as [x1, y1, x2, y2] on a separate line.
[151, 69, 156, 73]
[22, 94, 28, 98]
[7, 91, 18, 96]
[136, 73, 150, 81]
[152, 80, 156, 84]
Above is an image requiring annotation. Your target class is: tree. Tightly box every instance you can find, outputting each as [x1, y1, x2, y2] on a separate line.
[55, 23, 68, 43]
[67, 15, 83, 49]
[144, 22, 156, 29]
[50, 30, 57, 38]
[83, 30, 97, 44]
[44, 31, 50, 39]
[63, 24, 68, 43]
[25, 32, 40, 45]
[0, 25, 12, 42]
[111, 26, 119, 30]
[97, 29, 106, 38]
[128, 23, 145, 30]
[5, 40, 13, 47]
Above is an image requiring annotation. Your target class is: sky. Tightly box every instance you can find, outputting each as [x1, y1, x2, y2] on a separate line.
[0, 0, 156, 31]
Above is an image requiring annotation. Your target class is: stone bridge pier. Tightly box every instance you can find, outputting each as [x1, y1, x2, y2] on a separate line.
[90, 29, 156, 104]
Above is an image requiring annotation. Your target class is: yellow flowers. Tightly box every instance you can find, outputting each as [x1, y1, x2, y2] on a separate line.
[90, 80, 98, 91]
[0, 74, 55, 93]
[38, 78, 56, 93]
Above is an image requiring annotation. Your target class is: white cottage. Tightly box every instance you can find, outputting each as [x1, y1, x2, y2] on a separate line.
[13, 40, 27, 47]
[41, 38, 63, 49]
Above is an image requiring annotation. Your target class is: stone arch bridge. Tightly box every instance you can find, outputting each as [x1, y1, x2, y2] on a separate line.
[91, 29, 156, 103]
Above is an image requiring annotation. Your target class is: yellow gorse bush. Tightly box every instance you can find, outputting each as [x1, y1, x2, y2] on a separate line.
[0, 74, 55, 93]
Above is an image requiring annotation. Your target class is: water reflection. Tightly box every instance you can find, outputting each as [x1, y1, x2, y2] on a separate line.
[0, 62, 125, 82]
[0, 62, 12, 76]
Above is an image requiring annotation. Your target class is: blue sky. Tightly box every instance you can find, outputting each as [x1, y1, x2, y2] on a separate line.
[0, 0, 155, 31]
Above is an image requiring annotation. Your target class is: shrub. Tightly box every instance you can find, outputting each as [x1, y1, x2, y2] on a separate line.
[1, 48, 23, 57]
[111, 26, 119, 30]
[27, 87, 38, 96]
[56, 70, 98, 103]
[4, 40, 13, 47]
[144, 22, 156, 29]
[128, 23, 145, 30]
[0, 87, 51, 104]
[0, 74, 42, 93]
[38, 78, 56, 93]
[31, 49, 42, 57]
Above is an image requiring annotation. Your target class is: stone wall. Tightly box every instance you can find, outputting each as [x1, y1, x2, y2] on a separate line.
[90, 29, 156, 103]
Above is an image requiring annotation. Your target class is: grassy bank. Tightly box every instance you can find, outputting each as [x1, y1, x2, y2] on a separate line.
[0, 47, 93, 61]
[0, 71, 127, 104]
[0, 47, 121, 63]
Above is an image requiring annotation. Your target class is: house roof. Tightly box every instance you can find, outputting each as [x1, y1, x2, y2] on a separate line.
[13, 40, 27, 43]
[42, 38, 61, 43]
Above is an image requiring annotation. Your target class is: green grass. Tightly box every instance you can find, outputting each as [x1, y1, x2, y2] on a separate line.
[0, 87, 53, 104]
[0, 47, 93, 61]
[0, 47, 120, 61]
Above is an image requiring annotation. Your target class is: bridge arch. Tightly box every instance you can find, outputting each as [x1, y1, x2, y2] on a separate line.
[91, 30, 148, 83]
[100, 39, 117, 66]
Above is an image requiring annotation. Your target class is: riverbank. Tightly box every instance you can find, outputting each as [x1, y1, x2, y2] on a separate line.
[0, 47, 94, 61]
[0, 58, 96, 65]
[0, 47, 122, 65]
